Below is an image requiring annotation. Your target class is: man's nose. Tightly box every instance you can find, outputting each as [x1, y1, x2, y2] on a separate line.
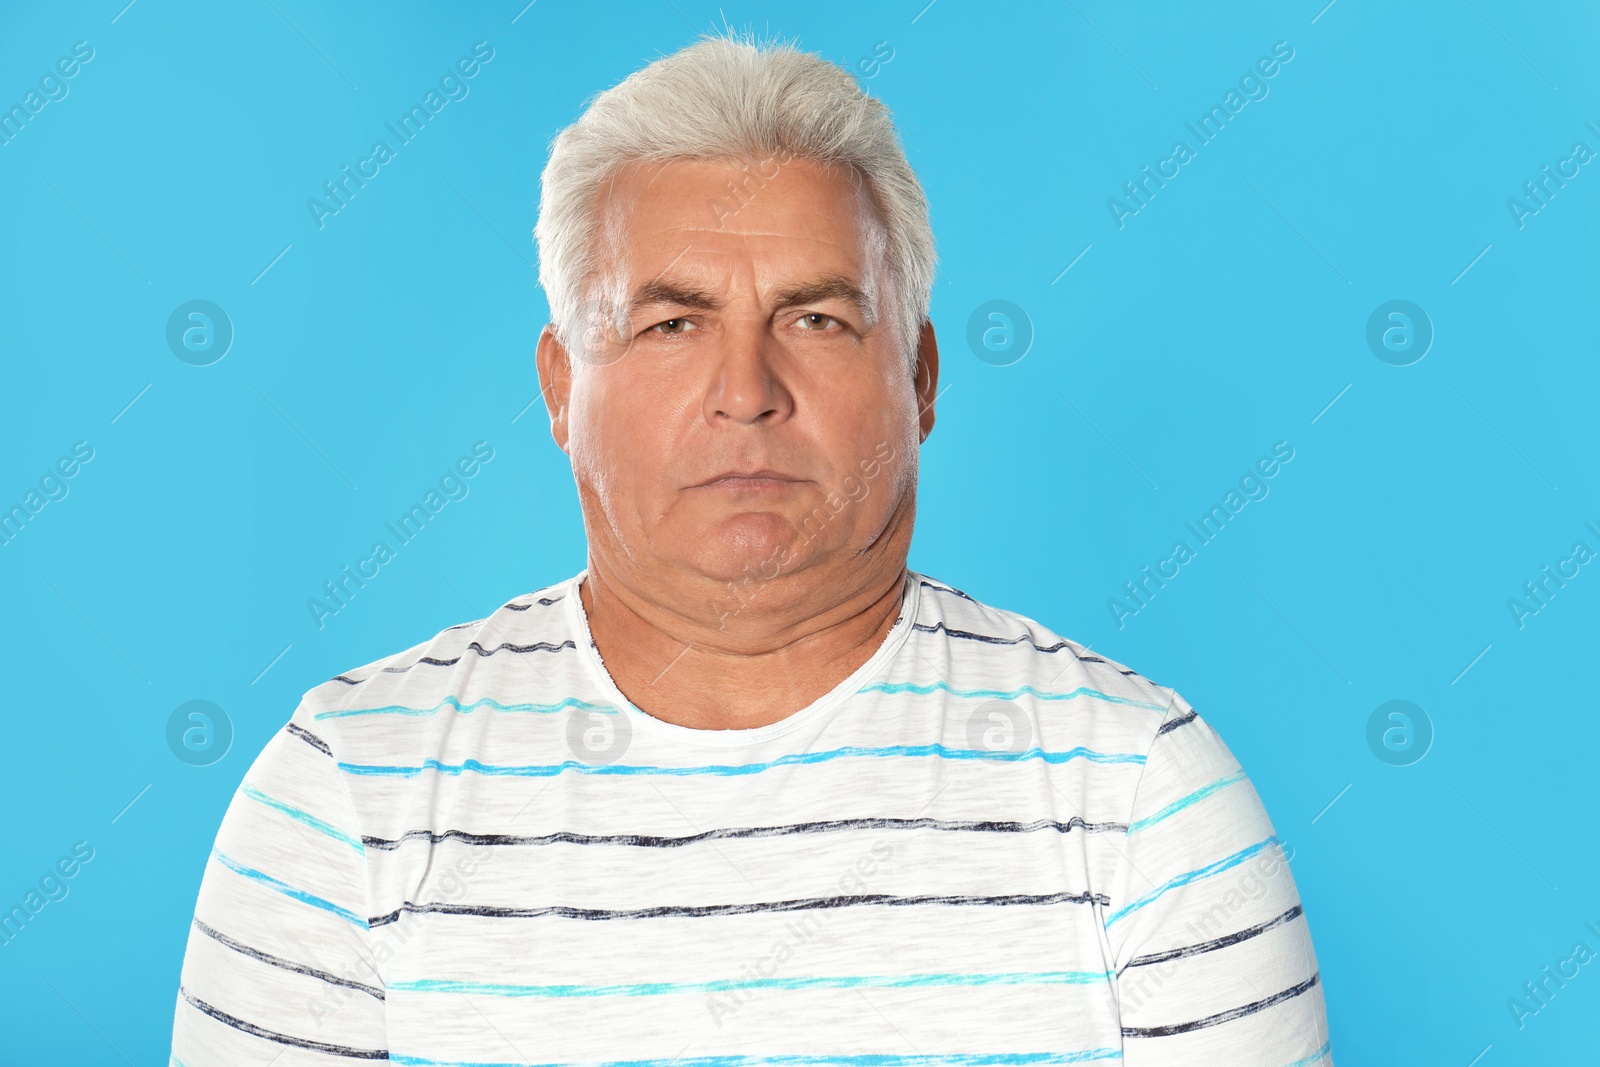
[702, 319, 794, 426]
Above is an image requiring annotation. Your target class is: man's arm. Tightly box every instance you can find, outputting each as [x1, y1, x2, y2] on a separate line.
[1102, 693, 1333, 1066]
[170, 699, 388, 1063]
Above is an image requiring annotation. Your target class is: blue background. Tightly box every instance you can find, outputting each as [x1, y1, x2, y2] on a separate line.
[1, 0, 1596, 1062]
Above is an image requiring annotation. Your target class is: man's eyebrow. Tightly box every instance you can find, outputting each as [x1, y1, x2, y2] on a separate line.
[768, 275, 871, 315]
[627, 280, 724, 315]
[625, 274, 871, 317]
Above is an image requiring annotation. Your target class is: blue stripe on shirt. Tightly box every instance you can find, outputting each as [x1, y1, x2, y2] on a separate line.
[337, 742, 1148, 779]
[210, 848, 366, 928]
[318, 685, 1162, 721]
[388, 1051, 1124, 1067]
[315, 695, 617, 720]
[390, 968, 1116, 998]
[1106, 836, 1280, 928]
[858, 681, 1168, 711]
[240, 782, 364, 854]
[1125, 771, 1247, 835]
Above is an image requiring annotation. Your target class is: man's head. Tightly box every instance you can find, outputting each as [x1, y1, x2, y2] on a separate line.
[534, 31, 938, 615]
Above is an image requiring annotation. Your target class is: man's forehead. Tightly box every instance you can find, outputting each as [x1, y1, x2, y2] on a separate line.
[597, 157, 870, 237]
[584, 156, 888, 314]
[605, 153, 851, 194]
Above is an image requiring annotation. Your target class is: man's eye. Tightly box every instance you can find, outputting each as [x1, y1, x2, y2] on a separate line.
[798, 313, 838, 330]
[651, 318, 691, 335]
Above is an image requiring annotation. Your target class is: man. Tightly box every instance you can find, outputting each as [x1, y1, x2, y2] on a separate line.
[172, 30, 1333, 1066]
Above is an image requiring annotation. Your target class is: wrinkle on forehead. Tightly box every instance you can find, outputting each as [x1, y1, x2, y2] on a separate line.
[666, 229, 850, 243]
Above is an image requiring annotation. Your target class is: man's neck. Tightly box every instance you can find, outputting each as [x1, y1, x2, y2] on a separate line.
[579, 559, 909, 732]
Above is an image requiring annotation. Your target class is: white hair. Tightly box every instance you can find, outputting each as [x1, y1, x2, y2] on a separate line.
[534, 28, 937, 371]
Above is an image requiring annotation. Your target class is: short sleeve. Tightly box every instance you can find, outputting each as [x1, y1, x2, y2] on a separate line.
[1102, 693, 1333, 1066]
[170, 699, 388, 1063]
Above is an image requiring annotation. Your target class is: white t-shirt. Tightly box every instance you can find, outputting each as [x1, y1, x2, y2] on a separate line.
[170, 569, 1334, 1066]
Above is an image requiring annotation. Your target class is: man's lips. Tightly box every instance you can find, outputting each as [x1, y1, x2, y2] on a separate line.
[689, 469, 806, 490]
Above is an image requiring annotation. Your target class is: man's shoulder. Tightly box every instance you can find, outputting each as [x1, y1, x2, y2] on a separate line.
[298, 573, 581, 716]
[910, 571, 1179, 715]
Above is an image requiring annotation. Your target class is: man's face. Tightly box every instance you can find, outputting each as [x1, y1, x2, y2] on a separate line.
[538, 155, 937, 592]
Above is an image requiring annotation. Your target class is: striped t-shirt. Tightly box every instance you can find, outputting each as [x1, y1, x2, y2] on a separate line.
[170, 568, 1334, 1066]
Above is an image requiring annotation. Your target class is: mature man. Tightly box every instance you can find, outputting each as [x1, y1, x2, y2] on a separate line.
[172, 31, 1333, 1066]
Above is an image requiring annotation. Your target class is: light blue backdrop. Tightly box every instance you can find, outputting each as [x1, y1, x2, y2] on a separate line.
[1, 0, 1596, 1062]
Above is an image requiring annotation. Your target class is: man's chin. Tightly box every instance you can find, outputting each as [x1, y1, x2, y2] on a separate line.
[682, 511, 811, 584]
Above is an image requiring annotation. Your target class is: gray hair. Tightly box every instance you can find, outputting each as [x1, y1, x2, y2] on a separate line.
[534, 28, 936, 372]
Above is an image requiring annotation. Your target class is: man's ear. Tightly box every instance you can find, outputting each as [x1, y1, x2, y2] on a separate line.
[914, 318, 939, 444]
[535, 323, 573, 454]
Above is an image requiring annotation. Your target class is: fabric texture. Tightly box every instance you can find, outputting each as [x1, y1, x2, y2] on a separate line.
[170, 569, 1333, 1066]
